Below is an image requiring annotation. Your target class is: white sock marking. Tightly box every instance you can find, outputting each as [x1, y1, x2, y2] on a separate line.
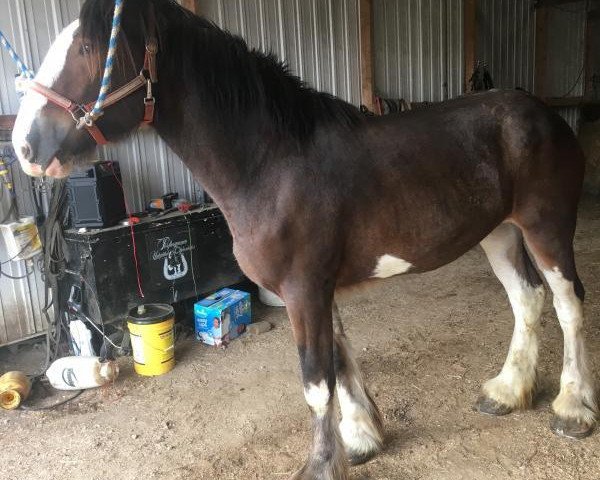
[543, 267, 597, 422]
[371, 254, 412, 279]
[480, 229, 544, 407]
[304, 380, 330, 417]
[337, 383, 382, 455]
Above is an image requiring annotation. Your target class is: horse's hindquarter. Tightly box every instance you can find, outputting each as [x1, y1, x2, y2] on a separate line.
[337, 91, 572, 285]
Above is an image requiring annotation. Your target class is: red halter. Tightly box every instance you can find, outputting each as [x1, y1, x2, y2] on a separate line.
[27, 39, 158, 146]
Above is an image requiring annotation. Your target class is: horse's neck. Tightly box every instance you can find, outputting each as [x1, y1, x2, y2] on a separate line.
[153, 81, 269, 221]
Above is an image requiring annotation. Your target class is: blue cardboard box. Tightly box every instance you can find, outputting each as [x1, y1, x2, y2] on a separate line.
[194, 288, 251, 346]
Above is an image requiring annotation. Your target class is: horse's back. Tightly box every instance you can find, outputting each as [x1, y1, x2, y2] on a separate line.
[335, 90, 585, 285]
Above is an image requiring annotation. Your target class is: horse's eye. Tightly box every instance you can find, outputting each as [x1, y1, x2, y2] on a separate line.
[79, 44, 91, 55]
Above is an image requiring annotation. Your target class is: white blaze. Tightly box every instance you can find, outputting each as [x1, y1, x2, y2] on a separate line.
[371, 254, 413, 279]
[12, 20, 79, 168]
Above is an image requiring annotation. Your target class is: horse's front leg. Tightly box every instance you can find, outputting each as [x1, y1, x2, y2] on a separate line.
[283, 283, 348, 480]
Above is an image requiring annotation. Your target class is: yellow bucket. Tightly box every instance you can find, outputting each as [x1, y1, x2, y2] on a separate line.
[0, 371, 31, 410]
[128, 304, 175, 376]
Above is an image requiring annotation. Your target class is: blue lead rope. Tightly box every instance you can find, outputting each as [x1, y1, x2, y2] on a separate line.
[0, 30, 34, 79]
[86, 0, 124, 124]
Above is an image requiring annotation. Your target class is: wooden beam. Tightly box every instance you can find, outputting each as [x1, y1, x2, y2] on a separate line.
[534, 6, 548, 98]
[181, 0, 196, 14]
[464, 0, 477, 93]
[543, 96, 584, 107]
[359, 0, 375, 112]
[0, 115, 16, 132]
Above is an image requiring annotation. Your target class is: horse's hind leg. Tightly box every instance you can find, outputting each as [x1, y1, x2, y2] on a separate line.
[520, 216, 598, 438]
[333, 302, 384, 465]
[475, 223, 546, 415]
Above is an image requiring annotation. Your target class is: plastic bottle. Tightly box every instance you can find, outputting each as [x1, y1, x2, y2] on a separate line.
[69, 319, 95, 356]
[45, 356, 119, 391]
[0, 371, 31, 410]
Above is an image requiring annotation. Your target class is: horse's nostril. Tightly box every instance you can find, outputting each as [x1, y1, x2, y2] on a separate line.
[20, 143, 33, 162]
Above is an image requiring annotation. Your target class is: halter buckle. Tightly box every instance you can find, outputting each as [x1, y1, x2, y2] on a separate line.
[144, 79, 155, 105]
[72, 107, 100, 130]
[69, 105, 88, 128]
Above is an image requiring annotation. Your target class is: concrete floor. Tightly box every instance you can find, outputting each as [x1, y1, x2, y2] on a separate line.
[1, 197, 600, 480]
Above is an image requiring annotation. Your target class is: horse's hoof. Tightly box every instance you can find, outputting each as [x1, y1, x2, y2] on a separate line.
[348, 449, 377, 466]
[289, 466, 349, 480]
[550, 415, 595, 439]
[474, 395, 513, 416]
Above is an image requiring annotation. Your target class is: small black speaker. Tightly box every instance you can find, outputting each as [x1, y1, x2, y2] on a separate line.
[67, 161, 126, 228]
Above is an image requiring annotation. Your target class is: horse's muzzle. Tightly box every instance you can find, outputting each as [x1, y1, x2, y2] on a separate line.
[12, 114, 70, 177]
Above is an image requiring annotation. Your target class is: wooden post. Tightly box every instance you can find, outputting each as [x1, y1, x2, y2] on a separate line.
[534, 6, 548, 98]
[359, 0, 375, 112]
[181, 0, 196, 14]
[464, 0, 477, 93]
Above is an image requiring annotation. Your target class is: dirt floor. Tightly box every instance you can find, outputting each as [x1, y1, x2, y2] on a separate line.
[2, 197, 600, 480]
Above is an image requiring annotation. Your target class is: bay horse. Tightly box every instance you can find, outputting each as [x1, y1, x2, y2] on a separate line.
[11, 0, 597, 478]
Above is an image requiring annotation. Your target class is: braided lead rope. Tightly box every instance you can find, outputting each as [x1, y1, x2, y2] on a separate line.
[80, 0, 125, 127]
[0, 30, 34, 79]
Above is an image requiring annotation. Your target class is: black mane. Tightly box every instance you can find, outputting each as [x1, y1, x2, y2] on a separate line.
[80, 0, 363, 143]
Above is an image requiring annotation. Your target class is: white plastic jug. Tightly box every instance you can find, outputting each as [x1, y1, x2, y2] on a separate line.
[45, 356, 119, 390]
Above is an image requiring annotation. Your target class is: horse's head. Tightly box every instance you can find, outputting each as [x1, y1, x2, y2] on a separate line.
[12, 0, 153, 178]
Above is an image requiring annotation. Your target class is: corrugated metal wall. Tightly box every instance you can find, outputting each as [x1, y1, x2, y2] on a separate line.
[545, 1, 586, 98]
[197, 0, 361, 105]
[545, 1, 587, 133]
[476, 0, 586, 133]
[373, 0, 464, 102]
[476, 0, 536, 91]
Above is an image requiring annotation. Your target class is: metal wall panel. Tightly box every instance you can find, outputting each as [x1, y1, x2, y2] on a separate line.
[197, 0, 361, 105]
[545, 1, 586, 98]
[556, 106, 582, 134]
[476, 0, 536, 91]
[477, 0, 585, 132]
[373, 0, 464, 102]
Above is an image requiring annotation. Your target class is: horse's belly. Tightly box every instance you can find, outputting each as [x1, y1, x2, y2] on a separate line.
[337, 208, 506, 287]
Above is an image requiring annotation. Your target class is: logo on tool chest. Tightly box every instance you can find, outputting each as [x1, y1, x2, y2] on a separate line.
[151, 236, 196, 281]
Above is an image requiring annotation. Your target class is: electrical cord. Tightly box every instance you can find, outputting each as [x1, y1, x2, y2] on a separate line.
[107, 161, 145, 298]
[0, 262, 33, 279]
[25, 179, 69, 381]
[19, 377, 83, 411]
[559, 65, 585, 99]
[0, 228, 37, 280]
[185, 212, 198, 299]
[0, 237, 36, 264]
[19, 390, 84, 411]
